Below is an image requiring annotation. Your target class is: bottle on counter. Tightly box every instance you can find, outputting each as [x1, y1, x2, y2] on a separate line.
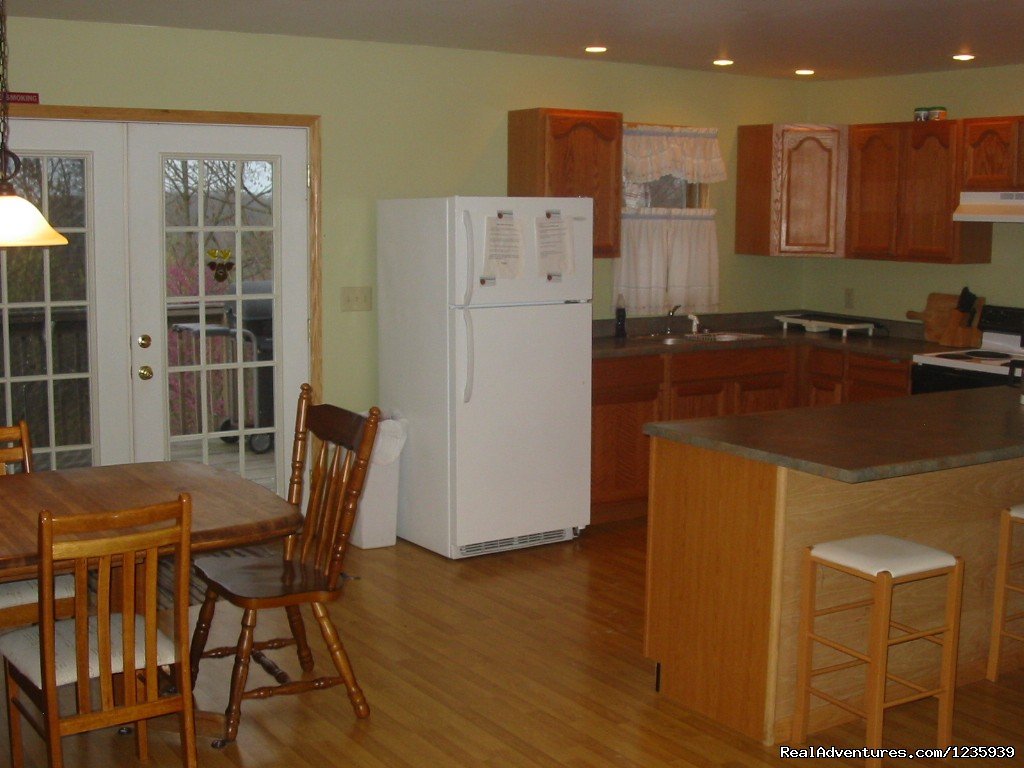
[615, 294, 627, 339]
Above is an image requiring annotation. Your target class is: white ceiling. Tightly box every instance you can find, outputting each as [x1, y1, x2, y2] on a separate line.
[10, 0, 1024, 80]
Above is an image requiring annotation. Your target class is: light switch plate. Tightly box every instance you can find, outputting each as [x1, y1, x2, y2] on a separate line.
[341, 286, 373, 312]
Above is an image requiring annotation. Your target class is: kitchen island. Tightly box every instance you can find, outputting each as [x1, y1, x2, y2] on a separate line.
[642, 386, 1024, 745]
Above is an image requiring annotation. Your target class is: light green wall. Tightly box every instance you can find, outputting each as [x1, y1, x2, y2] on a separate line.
[13, 17, 1024, 407]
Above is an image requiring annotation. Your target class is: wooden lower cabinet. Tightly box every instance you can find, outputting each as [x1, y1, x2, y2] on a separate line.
[591, 356, 663, 521]
[845, 352, 911, 401]
[591, 345, 911, 523]
[801, 347, 910, 405]
[668, 347, 796, 418]
[803, 347, 844, 405]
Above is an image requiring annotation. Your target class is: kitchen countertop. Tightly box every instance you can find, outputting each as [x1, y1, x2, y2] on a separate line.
[593, 326, 952, 360]
[644, 385, 1024, 483]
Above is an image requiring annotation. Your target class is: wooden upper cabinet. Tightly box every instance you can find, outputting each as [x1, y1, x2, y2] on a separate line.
[507, 108, 623, 258]
[847, 120, 991, 263]
[961, 116, 1024, 190]
[898, 120, 959, 259]
[735, 124, 847, 257]
[846, 124, 902, 258]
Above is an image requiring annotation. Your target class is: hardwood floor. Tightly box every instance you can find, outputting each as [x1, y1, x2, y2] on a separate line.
[2, 519, 1022, 766]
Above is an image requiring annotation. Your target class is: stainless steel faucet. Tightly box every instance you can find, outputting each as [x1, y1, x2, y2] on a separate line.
[666, 304, 682, 334]
[687, 313, 700, 333]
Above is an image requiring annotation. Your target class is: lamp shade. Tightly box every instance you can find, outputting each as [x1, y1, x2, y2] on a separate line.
[0, 190, 68, 247]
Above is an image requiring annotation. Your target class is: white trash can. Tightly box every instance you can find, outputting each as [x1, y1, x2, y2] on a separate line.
[351, 415, 407, 549]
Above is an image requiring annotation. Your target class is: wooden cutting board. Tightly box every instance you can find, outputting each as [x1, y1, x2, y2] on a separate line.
[906, 292, 984, 346]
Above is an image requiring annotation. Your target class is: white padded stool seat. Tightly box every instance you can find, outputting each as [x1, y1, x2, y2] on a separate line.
[0, 574, 74, 610]
[811, 534, 956, 579]
[1009, 503, 1024, 520]
[0, 614, 177, 688]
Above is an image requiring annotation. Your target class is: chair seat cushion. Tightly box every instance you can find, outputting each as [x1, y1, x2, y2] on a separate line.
[0, 574, 74, 610]
[811, 535, 956, 578]
[193, 553, 341, 608]
[0, 614, 177, 689]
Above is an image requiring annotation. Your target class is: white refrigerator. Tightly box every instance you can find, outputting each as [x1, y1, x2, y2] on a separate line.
[377, 196, 592, 559]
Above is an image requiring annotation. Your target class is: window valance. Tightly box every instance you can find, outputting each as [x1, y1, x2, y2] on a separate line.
[622, 125, 727, 184]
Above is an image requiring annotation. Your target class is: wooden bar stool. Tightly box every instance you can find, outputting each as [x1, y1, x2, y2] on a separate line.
[987, 504, 1024, 681]
[791, 535, 964, 767]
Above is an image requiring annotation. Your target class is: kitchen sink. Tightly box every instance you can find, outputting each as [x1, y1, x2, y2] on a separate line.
[636, 331, 765, 345]
[686, 332, 765, 342]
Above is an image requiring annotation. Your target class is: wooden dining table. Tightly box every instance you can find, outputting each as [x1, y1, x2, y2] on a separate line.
[0, 461, 303, 581]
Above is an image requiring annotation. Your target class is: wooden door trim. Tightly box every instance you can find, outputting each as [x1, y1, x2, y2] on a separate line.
[10, 104, 323, 399]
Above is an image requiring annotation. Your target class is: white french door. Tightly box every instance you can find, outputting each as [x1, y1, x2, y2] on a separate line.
[11, 118, 309, 494]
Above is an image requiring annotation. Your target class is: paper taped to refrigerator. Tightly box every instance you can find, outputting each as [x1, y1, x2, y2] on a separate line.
[483, 214, 524, 278]
[535, 214, 574, 277]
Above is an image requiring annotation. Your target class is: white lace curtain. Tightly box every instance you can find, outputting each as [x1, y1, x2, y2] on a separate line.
[615, 209, 719, 316]
[622, 125, 726, 188]
[615, 125, 725, 316]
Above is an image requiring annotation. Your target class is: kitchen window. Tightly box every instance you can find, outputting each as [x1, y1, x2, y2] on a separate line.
[615, 124, 726, 317]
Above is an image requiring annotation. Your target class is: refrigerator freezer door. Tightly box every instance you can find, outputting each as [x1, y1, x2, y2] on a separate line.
[450, 196, 593, 307]
[451, 302, 591, 551]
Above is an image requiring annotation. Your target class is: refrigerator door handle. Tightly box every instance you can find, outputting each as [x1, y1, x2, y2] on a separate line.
[462, 209, 475, 306]
[462, 308, 475, 404]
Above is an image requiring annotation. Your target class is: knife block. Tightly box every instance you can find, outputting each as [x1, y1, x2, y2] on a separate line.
[906, 292, 984, 347]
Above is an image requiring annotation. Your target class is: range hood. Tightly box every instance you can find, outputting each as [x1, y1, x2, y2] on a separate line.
[952, 191, 1024, 223]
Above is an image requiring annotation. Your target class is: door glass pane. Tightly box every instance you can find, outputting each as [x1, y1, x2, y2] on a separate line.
[1, 151, 92, 470]
[164, 159, 198, 227]
[165, 152, 278, 493]
[166, 232, 200, 298]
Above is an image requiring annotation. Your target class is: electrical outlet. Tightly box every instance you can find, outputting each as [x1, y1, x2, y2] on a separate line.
[844, 288, 855, 309]
[341, 286, 373, 312]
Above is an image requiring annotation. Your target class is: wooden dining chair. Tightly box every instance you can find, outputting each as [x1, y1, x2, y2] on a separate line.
[0, 420, 75, 630]
[190, 383, 380, 747]
[0, 419, 32, 474]
[0, 494, 197, 768]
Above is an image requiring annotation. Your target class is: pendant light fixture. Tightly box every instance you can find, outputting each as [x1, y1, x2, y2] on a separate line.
[0, 0, 66, 247]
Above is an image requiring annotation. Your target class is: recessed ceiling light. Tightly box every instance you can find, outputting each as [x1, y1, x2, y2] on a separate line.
[585, 46, 607, 54]
[713, 59, 734, 67]
[795, 69, 815, 76]
[952, 53, 975, 62]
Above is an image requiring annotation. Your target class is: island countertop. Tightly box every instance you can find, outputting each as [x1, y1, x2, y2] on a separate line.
[643, 385, 1024, 483]
[643, 384, 1024, 743]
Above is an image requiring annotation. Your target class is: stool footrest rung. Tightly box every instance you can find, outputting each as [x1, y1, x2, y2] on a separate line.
[809, 658, 864, 678]
[809, 633, 868, 663]
[882, 686, 943, 709]
[813, 598, 874, 618]
[885, 671, 928, 694]
[1000, 628, 1024, 643]
[807, 687, 865, 718]
[887, 621, 946, 647]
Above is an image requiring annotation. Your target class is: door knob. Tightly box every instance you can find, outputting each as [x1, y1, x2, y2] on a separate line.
[137, 334, 152, 349]
[137, 365, 154, 381]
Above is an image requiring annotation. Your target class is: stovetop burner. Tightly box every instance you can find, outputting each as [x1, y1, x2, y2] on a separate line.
[966, 350, 1012, 360]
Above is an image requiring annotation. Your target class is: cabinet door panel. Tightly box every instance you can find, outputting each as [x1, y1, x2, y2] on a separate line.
[591, 399, 660, 503]
[899, 121, 957, 260]
[591, 355, 662, 506]
[847, 125, 901, 258]
[962, 118, 1016, 190]
[735, 373, 790, 414]
[668, 379, 731, 420]
[846, 355, 910, 402]
[806, 375, 844, 406]
[780, 129, 843, 254]
[546, 113, 622, 257]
